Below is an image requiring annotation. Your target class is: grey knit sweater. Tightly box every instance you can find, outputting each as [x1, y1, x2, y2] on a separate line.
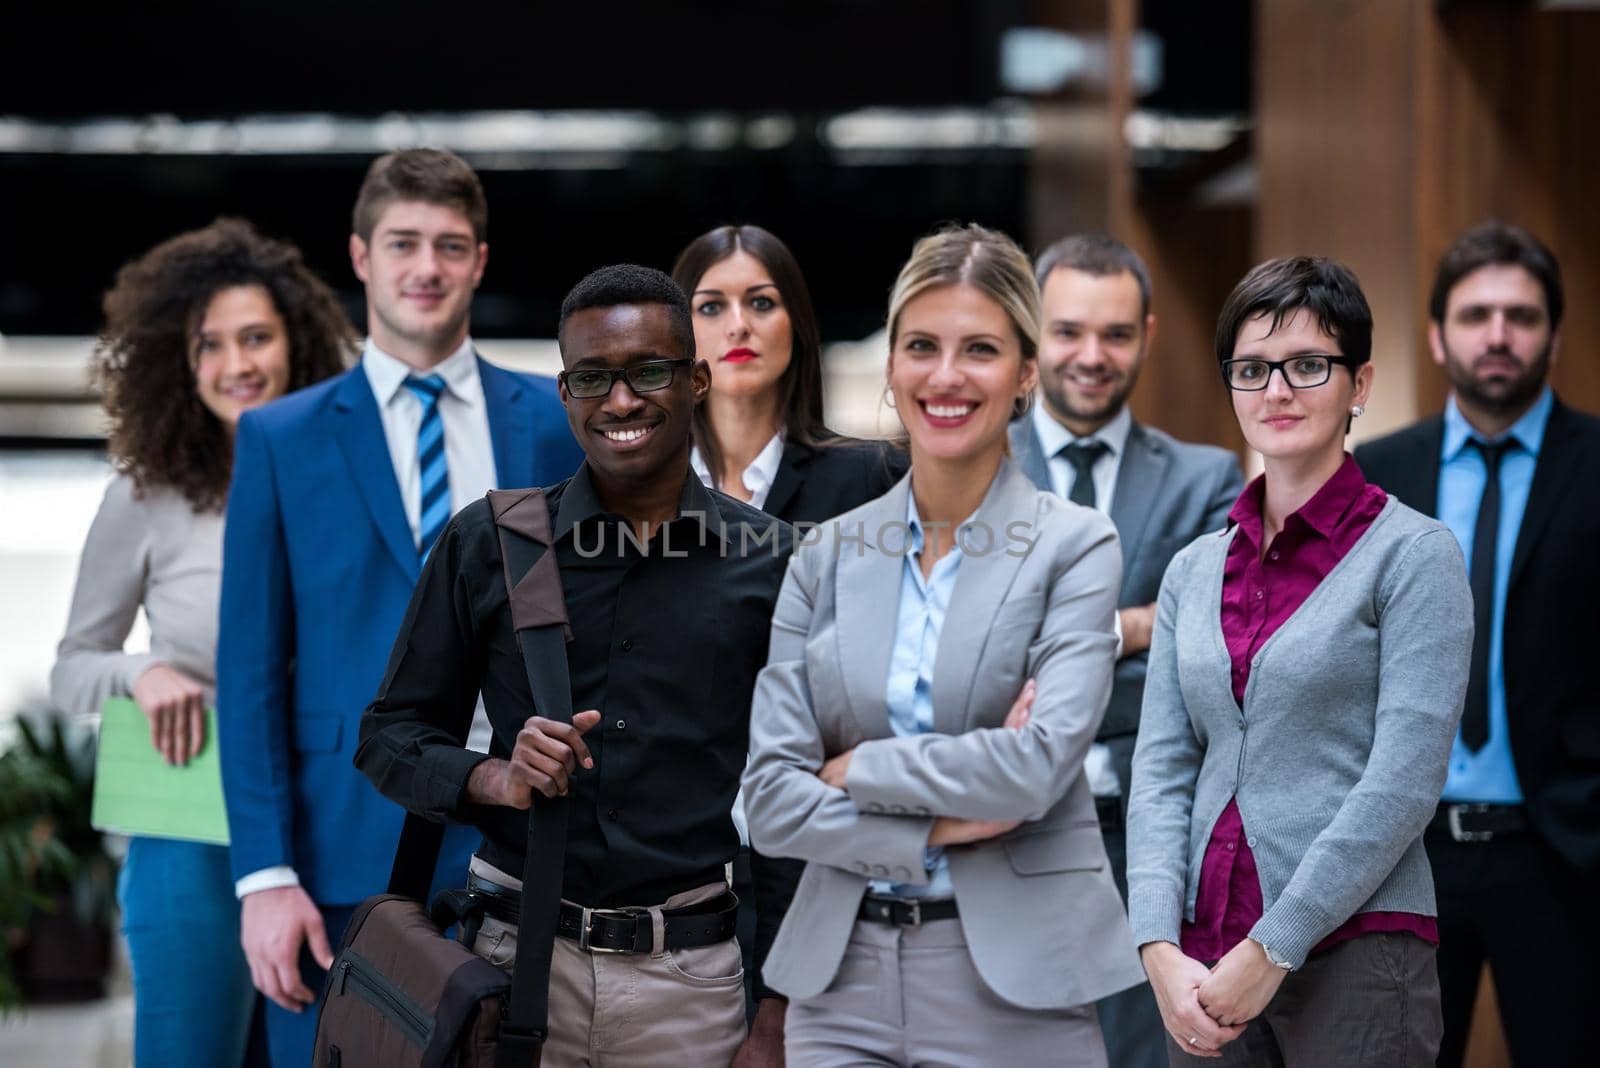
[1126, 497, 1472, 968]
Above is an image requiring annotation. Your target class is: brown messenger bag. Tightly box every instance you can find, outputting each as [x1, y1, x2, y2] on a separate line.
[313, 487, 574, 1068]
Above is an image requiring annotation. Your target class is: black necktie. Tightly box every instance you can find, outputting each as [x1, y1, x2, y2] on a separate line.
[1462, 438, 1515, 752]
[1061, 441, 1108, 508]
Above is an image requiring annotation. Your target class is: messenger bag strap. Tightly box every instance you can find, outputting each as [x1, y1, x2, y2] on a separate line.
[487, 487, 574, 1068]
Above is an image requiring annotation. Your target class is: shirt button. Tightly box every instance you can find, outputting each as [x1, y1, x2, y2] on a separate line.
[607, 809, 619, 820]
[620, 638, 633, 651]
[615, 719, 626, 730]
[1226, 841, 1236, 851]
[1269, 550, 1279, 561]
[1255, 589, 1264, 600]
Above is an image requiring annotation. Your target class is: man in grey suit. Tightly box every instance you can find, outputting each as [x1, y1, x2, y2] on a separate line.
[1011, 234, 1243, 1068]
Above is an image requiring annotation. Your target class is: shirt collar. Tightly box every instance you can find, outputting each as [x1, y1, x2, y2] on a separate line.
[554, 462, 731, 546]
[689, 430, 786, 496]
[903, 481, 980, 557]
[1441, 385, 1554, 461]
[361, 336, 481, 408]
[1227, 453, 1370, 542]
[1031, 401, 1132, 459]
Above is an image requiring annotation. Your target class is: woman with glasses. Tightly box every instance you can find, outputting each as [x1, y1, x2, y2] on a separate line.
[743, 224, 1144, 1066]
[1126, 257, 1472, 1066]
[51, 219, 352, 1066]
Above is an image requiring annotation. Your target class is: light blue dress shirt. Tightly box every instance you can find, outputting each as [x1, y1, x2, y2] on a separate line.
[870, 491, 970, 899]
[1437, 386, 1553, 804]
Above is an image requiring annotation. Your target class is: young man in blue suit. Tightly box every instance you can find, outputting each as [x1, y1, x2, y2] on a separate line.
[217, 148, 582, 1065]
[1010, 234, 1243, 1068]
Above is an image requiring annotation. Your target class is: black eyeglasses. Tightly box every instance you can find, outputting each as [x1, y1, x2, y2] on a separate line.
[1221, 354, 1360, 391]
[559, 359, 694, 399]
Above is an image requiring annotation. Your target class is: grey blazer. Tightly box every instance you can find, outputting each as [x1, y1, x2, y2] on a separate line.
[743, 459, 1146, 1009]
[1010, 419, 1243, 754]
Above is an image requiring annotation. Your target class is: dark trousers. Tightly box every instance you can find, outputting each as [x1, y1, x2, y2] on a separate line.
[1428, 828, 1595, 1068]
[1165, 933, 1440, 1067]
[1099, 823, 1171, 1068]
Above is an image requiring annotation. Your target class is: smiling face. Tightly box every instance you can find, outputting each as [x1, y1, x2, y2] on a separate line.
[349, 199, 486, 365]
[1228, 308, 1372, 466]
[190, 284, 292, 430]
[1431, 262, 1558, 419]
[1037, 267, 1152, 434]
[690, 250, 794, 404]
[888, 283, 1037, 468]
[559, 302, 710, 487]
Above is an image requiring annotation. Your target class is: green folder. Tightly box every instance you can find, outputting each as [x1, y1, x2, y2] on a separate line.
[91, 697, 230, 845]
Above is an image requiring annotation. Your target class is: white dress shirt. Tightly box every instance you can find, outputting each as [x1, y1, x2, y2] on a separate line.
[235, 338, 499, 899]
[690, 430, 785, 509]
[1030, 402, 1132, 798]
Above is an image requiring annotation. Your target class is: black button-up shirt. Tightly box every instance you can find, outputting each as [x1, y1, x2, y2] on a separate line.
[357, 465, 794, 983]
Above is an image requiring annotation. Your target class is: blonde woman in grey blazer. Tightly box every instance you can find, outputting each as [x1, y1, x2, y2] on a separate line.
[744, 224, 1144, 1067]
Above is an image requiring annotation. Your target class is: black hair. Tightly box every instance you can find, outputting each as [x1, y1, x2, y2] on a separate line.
[1428, 221, 1563, 329]
[1033, 232, 1152, 318]
[558, 263, 695, 357]
[1215, 256, 1372, 366]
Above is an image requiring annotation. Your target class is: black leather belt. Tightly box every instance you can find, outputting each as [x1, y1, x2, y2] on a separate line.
[1095, 795, 1122, 834]
[858, 894, 959, 927]
[467, 872, 738, 953]
[1428, 802, 1530, 843]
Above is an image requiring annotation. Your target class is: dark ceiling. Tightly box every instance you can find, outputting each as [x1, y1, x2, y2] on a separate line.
[0, 1, 1249, 340]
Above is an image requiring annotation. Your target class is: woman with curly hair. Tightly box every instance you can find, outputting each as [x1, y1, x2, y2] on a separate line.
[50, 218, 352, 1067]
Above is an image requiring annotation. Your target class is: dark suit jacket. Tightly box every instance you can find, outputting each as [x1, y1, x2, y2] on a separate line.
[1355, 398, 1600, 871]
[762, 434, 909, 526]
[1010, 418, 1243, 795]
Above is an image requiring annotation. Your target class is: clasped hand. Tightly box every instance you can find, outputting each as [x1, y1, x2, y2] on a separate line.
[1142, 938, 1287, 1056]
[467, 710, 603, 808]
[815, 678, 1036, 848]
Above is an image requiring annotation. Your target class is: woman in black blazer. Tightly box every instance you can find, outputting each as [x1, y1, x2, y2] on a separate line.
[671, 225, 906, 1029]
[671, 224, 906, 527]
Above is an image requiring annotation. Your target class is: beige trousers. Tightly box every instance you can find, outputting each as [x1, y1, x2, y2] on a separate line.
[467, 857, 746, 1068]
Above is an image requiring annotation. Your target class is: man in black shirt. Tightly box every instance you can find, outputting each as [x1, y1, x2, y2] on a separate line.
[357, 264, 792, 1066]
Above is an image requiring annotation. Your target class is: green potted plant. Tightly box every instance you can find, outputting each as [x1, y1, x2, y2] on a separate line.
[0, 710, 117, 1009]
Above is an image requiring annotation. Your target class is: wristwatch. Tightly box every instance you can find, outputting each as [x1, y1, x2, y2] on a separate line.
[1252, 938, 1294, 970]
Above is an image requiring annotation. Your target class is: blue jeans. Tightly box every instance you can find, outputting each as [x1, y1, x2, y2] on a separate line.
[119, 835, 255, 1067]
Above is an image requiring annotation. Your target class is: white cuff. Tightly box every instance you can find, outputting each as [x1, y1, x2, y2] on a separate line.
[1112, 608, 1125, 659]
[235, 866, 300, 900]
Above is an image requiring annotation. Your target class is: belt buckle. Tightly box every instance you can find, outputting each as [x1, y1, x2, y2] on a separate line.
[898, 899, 922, 927]
[1447, 803, 1494, 843]
[577, 907, 634, 953]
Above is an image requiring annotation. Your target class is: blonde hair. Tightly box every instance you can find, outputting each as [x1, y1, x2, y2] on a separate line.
[887, 223, 1041, 361]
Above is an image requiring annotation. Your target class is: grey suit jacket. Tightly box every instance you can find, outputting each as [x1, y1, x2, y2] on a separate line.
[1009, 419, 1242, 791]
[743, 459, 1145, 1009]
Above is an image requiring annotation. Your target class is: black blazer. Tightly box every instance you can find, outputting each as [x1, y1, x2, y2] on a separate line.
[1354, 398, 1600, 871]
[761, 434, 909, 526]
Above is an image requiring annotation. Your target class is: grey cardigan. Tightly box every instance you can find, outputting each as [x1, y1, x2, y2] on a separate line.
[1126, 497, 1472, 968]
[51, 474, 222, 719]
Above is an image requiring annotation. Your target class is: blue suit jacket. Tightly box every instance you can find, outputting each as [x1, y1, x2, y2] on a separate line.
[218, 356, 583, 904]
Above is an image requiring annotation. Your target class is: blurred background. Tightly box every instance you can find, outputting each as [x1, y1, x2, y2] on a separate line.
[1, 2, 1596, 1064]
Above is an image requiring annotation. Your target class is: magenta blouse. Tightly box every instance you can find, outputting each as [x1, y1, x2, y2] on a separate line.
[1178, 454, 1439, 963]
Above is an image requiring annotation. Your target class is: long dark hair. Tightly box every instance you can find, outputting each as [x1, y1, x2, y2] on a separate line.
[94, 218, 355, 512]
[670, 224, 829, 489]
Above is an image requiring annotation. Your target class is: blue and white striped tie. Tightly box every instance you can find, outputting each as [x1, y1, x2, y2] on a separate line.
[403, 374, 450, 557]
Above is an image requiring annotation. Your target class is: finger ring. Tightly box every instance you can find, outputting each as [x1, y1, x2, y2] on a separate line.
[1187, 1035, 1199, 1046]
